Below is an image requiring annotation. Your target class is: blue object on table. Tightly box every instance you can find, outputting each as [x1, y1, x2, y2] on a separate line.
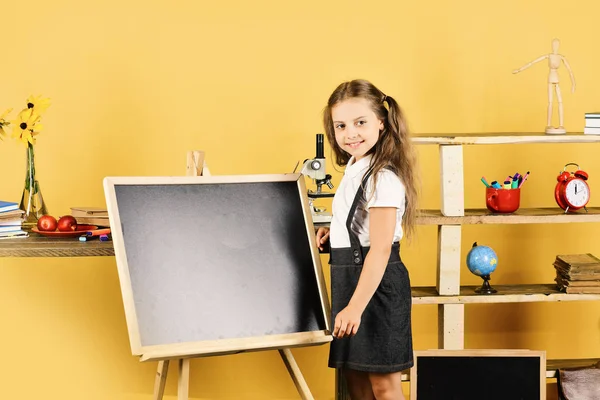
[466, 242, 498, 294]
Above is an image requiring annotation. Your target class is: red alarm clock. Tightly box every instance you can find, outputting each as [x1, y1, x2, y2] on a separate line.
[555, 163, 590, 213]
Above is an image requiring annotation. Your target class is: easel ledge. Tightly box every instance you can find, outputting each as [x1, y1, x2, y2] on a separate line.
[149, 151, 331, 400]
[141, 331, 332, 362]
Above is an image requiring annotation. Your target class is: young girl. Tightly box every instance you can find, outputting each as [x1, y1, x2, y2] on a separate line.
[316, 79, 419, 400]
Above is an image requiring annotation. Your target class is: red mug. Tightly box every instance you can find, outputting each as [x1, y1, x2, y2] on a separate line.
[486, 187, 520, 213]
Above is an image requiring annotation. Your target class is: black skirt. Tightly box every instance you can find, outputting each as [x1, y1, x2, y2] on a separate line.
[328, 242, 414, 373]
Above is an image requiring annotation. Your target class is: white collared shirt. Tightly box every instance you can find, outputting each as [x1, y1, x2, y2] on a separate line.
[329, 155, 406, 248]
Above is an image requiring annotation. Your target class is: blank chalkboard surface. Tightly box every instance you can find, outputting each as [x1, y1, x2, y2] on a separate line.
[410, 349, 546, 400]
[103, 174, 331, 362]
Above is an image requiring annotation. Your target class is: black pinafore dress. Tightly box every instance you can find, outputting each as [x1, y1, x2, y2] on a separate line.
[328, 170, 414, 373]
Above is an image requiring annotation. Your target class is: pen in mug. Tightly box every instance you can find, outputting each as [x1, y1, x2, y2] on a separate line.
[518, 171, 530, 188]
[503, 180, 511, 189]
[481, 177, 491, 187]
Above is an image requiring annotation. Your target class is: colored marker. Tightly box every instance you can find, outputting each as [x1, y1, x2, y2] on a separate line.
[491, 181, 502, 189]
[503, 180, 511, 189]
[518, 171, 530, 188]
[85, 228, 111, 237]
[511, 176, 519, 189]
[100, 234, 110, 241]
[481, 177, 491, 187]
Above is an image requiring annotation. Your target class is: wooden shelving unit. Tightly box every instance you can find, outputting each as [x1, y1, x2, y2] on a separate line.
[409, 133, 600, 384]
[377, 133, 600, 390]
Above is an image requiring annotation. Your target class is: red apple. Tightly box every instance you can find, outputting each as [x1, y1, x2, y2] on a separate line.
[37, 215, 58, 231]
[57, 215, 78, 232]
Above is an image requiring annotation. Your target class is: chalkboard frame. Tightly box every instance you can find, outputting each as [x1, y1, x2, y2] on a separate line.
[410, 349, 546, 399]
[103, 173, 332, 362]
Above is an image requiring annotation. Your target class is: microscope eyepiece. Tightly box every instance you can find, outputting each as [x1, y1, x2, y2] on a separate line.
[316, 133, 324, 158]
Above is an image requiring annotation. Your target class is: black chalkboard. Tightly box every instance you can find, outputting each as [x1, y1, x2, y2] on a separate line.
[104, 174, 331, 360]
[411, 350, 545, 400]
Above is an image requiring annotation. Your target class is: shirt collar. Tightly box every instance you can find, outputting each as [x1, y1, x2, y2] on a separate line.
[345, 154, 373, 178]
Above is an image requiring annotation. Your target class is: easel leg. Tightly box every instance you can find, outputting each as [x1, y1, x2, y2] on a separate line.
[153, 360, 169, 400]
[178, 359, 190, 400]
[279, 348, 314, 400]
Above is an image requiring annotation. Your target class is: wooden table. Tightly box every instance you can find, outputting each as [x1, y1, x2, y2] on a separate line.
[0, 234, 115, 257]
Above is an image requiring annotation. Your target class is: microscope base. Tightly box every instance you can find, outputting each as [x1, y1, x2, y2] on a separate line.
[312, 212, 332, 224]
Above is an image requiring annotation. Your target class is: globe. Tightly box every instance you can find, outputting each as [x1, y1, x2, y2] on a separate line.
[466, 242, 498, 294]
[466, 242, 498, 276]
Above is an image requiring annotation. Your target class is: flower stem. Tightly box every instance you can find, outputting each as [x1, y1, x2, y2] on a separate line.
[26, 143, 35, 215]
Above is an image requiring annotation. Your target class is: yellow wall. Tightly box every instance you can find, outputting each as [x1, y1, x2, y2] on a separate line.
[1, 0, 599, 399]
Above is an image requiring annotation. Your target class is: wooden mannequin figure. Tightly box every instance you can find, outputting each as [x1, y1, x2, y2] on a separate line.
[513, 38, 576, 134]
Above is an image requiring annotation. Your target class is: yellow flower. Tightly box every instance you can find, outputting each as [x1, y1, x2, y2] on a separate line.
[12, 108, 43, 145]
[25, 95, 51, 115]
[0, 108, 12, 140]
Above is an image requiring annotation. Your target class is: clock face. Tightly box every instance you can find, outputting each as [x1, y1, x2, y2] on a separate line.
[564, 179, 590, 208]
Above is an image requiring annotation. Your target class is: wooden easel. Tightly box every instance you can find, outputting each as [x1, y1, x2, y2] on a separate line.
[151, 150, 316, 400]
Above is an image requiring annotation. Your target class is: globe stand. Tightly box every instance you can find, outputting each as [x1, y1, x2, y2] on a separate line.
[475, 275, 497, 294]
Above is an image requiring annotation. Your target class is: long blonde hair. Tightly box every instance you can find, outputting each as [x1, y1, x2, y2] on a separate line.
[322, 79, 420, 240]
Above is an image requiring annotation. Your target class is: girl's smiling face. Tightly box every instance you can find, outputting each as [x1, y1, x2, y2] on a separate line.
[331, 98, 383, 161]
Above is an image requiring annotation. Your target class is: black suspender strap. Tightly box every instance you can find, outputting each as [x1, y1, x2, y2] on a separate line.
[345, 169, 373, 265]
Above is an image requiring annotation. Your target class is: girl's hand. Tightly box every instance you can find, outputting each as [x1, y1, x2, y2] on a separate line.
[333, 305, 362, 338]
[316, 227, 330, 251]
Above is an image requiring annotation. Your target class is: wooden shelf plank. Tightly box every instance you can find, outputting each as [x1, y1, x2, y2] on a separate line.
[546, 358, 600, 378]
[417, 207, 600, 225]
[0, 234, 115, 257]
[412, 132, 600, 145]
[398, 358, 600, 381]
[412, 284, 600, 304]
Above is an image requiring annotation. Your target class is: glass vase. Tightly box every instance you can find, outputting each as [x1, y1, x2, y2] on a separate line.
[19, 142, 48, 228]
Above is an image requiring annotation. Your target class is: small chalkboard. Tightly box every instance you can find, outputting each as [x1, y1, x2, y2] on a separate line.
[410, 349, 546, 400]
[103, 173, 332, 362]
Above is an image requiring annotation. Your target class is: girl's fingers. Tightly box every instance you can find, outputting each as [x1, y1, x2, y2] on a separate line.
[333, 316, 341, 337]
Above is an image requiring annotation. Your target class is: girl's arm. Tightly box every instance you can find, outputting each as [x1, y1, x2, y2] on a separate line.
[333, 206, 397, 338]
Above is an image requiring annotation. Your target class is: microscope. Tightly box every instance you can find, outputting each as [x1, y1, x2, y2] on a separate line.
[298, 133, 335, 224]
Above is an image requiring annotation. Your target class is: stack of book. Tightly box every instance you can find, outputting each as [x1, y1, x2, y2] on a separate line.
[0, 201, 27, 239]
[554, 253, 600, 293]
[69, 207, 110, 227]
[584, 112, 600, 135]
